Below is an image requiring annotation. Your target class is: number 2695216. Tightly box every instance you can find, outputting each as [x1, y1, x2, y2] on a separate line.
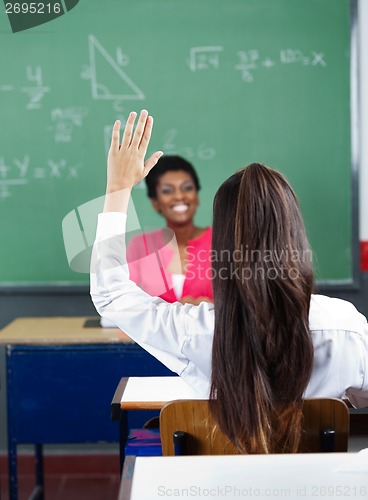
[5, 3, 62, 14]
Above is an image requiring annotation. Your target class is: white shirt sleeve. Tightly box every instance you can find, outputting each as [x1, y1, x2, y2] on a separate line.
[307, 295, 368, 408]
[90, 212, 192, 376]
[344, 326, 368, 408]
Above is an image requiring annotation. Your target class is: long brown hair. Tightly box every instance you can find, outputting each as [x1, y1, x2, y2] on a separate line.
[210, 163, 314, 453]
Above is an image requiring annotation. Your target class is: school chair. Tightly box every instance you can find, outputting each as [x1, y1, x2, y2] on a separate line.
[160, 398, 349, 456]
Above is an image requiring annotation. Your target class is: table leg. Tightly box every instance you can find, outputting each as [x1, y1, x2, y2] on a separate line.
[35, 444, 44, 498]
[119, 410, 128, 475]
[8, 439, 18, 500]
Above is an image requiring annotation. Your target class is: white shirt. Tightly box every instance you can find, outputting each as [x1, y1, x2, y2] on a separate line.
[90, 212, 368, 407]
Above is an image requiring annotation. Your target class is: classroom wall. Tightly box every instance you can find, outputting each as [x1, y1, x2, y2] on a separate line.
[1, 0, 368, 451]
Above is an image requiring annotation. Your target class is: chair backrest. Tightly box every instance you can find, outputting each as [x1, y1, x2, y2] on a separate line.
[160, 398, 349, 456]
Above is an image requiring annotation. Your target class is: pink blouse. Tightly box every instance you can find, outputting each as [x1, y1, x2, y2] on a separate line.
[126, 227, 213, 303]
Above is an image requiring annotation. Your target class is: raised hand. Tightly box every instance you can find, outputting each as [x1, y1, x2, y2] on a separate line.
[107, 110, 163, 193]
[104, 110, 163, 212]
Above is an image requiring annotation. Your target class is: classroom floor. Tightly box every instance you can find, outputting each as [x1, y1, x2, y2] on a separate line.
[0, 451, 120, 500]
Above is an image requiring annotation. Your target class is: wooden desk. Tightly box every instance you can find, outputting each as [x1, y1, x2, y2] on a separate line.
[0, 316, 133, 345]
[0, 318, 174, 500]
[111, 376, 203, 471]
[112, 376, 203, 413]
[119, 452, 368, 500]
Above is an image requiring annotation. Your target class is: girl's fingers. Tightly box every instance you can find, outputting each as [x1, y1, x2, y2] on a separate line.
[110, 120, 121, 151]
[121, 111, 137, 149]
[113, 109, 154, 157]
[144, 151, 164, 174]
[139, 115, 153, 153]
[131, 109, 148, 148]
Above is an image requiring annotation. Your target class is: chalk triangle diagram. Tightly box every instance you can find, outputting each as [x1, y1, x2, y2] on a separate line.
[88, 35, 145, 101]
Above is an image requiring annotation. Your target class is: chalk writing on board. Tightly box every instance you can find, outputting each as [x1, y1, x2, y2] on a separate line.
[83, 35, 145, 102]
[21, 66, 50, 109]
[49, 107, 89, 143]
[188, 46, 223, 72]
[14, 156, 29, 177]
[0, 66, 49, 109]
[0, 158, 11, 180]
[235, 50, 259, 82]
[162, 129, 216, 161]
[234, 49, 327, 82]
[310, 53, 326, 66]
[116, 48, 130, 67]
[280, 50, 326, 66]
[0, 156, 80, 199]
[0, 155, 29, 199]
[261, 57, 275, 68]
[127, 129, 217, 191]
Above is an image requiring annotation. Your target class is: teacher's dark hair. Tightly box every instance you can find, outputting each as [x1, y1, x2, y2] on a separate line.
[210, 163, 314, 454]
[145, 155, 201, 199]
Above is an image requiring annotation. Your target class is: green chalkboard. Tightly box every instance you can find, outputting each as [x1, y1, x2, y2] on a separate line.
[0, 0, 358, 287]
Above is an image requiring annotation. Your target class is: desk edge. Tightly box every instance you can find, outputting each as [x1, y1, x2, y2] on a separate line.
[118, 455, 136, 500]
[111, 377, 129, 421]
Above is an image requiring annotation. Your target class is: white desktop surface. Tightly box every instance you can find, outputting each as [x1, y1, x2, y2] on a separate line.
[121, 376, 203, 404]
[124, 452, 368, 500]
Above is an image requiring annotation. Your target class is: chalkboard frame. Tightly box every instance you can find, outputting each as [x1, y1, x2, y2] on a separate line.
[0, 0, 361, 294]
